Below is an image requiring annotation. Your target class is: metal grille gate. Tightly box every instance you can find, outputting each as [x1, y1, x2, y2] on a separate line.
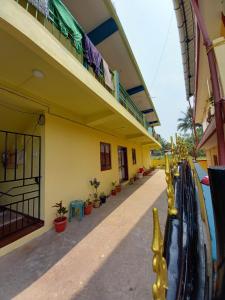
[0, 130, 41, 240]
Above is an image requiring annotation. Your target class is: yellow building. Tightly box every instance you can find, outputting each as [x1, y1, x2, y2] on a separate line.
[174, 0, 225, 167]
[0, 0, 161, 255]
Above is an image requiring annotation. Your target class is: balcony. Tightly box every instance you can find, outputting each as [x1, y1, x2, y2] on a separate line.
[119, 84, 148, 130]
[14, 0, 149, 132]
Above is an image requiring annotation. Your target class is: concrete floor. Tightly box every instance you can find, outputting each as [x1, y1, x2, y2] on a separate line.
[0, 170, 167, 300]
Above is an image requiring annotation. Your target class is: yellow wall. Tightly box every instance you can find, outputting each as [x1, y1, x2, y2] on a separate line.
[1, 112, 153, 255]
[43, 113, 146, 227]
[221, 17, 225, 37]
[151, 157, 165, 169]
[197, 159, 208, 171]
[214, 37, 225, 96]
[142, 145, 152, 169]
[205, 147, 218, 167]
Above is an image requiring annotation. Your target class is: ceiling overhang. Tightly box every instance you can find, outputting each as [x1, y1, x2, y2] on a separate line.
[173, 0, 195, 101]
[127, 85, 145, 96]
[195, 0, 223, 123]
[173, 0, 224, 124]
[87, 17, 118, 46]
[197, 118, 216, 150]
[62, 0, 160, 126]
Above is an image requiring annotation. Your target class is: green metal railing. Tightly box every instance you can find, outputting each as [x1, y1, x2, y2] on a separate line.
[119, 84, 148, 130]
[15, 0, 149, 131]
[15, 0, 114, 94]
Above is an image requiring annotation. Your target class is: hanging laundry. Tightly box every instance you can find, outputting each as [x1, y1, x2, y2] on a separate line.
[102, 59, 114, 90]
[84, 35, 103, 76]
[28, 0, 49, 17]
[48, 0, 83, 54]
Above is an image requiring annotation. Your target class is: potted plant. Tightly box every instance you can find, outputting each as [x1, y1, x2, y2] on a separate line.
[90, 178, 101, 208]
[99, 192, 107, 204]
[116, 183, 121, 193]
[129, 177, 134, 185]
[53, 201, 68, 233]
[137, 167, 144, 179]
[111, 181, 117, 196]
[93, 196, 101, 208]
[143, 170, 149, 176]
[84, 197, 93, 215]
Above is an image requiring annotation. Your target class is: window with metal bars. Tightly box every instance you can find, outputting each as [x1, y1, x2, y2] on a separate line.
[100, 142, 111, 171]
[132, 148, 137, 165]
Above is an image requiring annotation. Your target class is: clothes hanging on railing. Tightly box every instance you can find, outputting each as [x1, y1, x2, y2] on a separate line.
[102, 59, 114, 90]
[47, 0, 113, 88]
[84, 35, 103, 76]
[48, 0, 83, 54]
[28, 0, 49, 17]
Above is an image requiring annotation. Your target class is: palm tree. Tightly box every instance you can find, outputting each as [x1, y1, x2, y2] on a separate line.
[177, 106, 203, 159]
[177, 106, 194, 132]
[157, 136, 170, 153]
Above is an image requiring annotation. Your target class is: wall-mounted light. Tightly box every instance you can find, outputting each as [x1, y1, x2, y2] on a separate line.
[32, 69, 44, 79]
[38, 114, 45, 126]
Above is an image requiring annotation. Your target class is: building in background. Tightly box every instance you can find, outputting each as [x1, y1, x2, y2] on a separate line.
[174, 0, 225, 167]
[0, 0, 161, 255]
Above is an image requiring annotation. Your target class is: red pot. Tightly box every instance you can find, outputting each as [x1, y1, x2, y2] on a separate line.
[84, 204, 93, 215]
[116, 185, 121, 193]
[54, 217, 67, 233]
[111, 189, 117, 196]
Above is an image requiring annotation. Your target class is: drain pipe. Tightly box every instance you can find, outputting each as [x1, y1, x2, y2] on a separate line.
[190, 0, 225, 165]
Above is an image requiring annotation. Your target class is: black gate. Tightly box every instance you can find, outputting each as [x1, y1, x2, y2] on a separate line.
[0, 130, 41, 241]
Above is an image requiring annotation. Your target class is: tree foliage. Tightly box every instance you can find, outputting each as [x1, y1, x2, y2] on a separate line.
[152, 135, 171, 157]
[180, 129, 205, 158]
[177, 106, 194, 133]
[177, 106, 205, 158]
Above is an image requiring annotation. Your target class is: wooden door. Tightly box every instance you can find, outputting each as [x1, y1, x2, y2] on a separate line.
[118, 146, 128, 182]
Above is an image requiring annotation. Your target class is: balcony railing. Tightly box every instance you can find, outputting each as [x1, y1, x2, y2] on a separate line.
[119, 84, 148, 130]
[14, 0, 149, 131]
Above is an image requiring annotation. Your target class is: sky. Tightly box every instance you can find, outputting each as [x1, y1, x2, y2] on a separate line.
[112, 0, 188, 140]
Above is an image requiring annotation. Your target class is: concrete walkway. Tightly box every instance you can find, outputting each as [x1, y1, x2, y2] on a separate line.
[0, 170, 167, 300]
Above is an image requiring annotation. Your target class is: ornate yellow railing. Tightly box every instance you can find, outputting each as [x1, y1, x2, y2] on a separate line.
[151, 134, 187, 299]
[165, 154, 178, 217]
[151, 208, 168, 300]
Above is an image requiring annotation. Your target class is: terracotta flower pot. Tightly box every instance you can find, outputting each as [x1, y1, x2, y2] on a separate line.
[137, 172, 143, 179]
[54, 216, 67, 233]
[84, 204, 93, 215]
[111, 189, 117, 196]
[116, 185, 121, 193]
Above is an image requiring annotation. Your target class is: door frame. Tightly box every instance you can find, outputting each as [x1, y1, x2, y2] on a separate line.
[118, 146, 128, 182]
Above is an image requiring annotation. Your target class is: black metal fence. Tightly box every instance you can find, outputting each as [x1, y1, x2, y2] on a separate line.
[0, 130, 41, 239]
[208, 167, 225, 299]
[164, 161, 207, 300]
